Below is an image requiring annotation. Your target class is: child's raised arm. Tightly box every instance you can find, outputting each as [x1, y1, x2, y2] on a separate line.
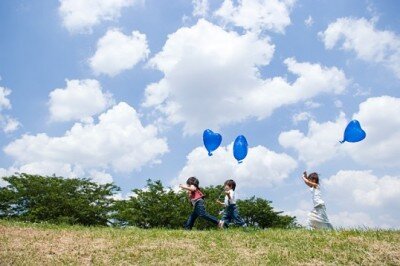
[179, 184, 197, 192]
[301, 171, 318, 188]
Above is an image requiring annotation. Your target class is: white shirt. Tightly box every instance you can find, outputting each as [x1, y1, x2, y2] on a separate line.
[310, 186, 325, 207]
[224, 189, 236, 205]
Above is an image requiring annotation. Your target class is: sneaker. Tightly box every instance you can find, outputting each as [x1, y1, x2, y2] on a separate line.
[218, 220, 225, 229]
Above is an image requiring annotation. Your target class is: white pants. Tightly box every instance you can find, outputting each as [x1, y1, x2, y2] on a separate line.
[308, 205, 333, 230]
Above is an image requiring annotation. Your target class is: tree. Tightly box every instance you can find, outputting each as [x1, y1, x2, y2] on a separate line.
[0, 173, 119, 226]
[112, 180, 297, 229]
[237, 197, 297, 229]
[113, 179, 191, 228]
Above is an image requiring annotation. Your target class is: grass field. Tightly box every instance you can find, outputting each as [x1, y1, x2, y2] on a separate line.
[1, 220, 399, 265]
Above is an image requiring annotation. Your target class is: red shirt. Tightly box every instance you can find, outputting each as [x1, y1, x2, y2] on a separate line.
[190, 189, 204, 201]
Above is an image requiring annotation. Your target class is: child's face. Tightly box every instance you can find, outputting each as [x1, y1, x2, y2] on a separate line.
[224, 184, 231, 191]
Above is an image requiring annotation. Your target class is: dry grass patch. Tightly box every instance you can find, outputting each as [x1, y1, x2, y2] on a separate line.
[1, 221, 400, 265]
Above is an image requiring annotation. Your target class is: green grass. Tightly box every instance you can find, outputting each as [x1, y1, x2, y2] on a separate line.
[1, 220, 399, 265]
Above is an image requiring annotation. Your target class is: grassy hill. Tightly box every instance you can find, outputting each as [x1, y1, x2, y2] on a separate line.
[1, 220, 399, 265]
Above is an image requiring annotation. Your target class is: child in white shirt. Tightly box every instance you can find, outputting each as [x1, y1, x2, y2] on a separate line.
[217, 179, 246, 228]
[302, 171, 333, 230]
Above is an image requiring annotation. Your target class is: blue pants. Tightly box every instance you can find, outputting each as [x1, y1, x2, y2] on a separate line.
[222, 204, 246, 227]
[184, 199, 219, 230]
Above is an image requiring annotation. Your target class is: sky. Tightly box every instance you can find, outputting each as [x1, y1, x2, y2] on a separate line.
[0, 0, 399, 229]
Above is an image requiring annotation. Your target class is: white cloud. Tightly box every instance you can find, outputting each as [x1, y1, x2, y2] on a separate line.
[329, 211, 375, 228]
[0, 86, 21, 133]
[323, 170, 400, 229]
[279, 112, 347, 167]
[172, 144, 297, 189]
[215, 0, 296, 33]
[304, 100, 321, 109]
[4, 102, 169, 176]
[324, 170, 400, 208]
[0, 87, 11, 110]
[334, 99, 343, 108]
[89, 170, 113, 184]
[320, 17, 400, 79]
[89, 29, 150, 76]
[48, 79, 115, 123]
[143, 19, 348, 135]
[59, 0, 140, 33]
[304, 15, 313, 27]
[346, 96, 400, 167]
[292, 111, 312, 124]
[17, 162, 84, 179]
[192, 0, 209, 17]
[280, 96, 400, 168]
[1, 116, 21, 133]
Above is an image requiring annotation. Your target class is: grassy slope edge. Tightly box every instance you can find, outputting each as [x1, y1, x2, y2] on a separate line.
[1, 220, 399, 265]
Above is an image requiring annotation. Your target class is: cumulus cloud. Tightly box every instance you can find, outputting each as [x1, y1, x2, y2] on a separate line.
[4, 102, 168, 177]
[89, 170, 113, 184]
[292, 111, 313, 124]
[347, 96, 400, 167]
[192, 0, 209, 17]
[143, 19, 348, 135]
[0, 87, 11, 110]
[1, 116, 21, 133]
[304, 15, 313, 27]
[320, 17, 400, 79]
[279, 112, 347, 167]
[59, 0, 140, 33]
[48, 79, 115, 123]
[89, 29, 150, 76]
[0, 86, 20, 133]
[280, 96, 400, 168]
[323, 170, 400, 229]
[172, 144, 297, 189]
[324, 170, 400, 208]
[329, 211, 376, 228]
[215, 0, 295, 33]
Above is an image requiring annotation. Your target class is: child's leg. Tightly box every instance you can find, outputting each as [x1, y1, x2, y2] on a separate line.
[232, 205, 246, 227]
[196, 200, 219, 225]
[221, 207, 232, 228]
[184, 210, 199, 230]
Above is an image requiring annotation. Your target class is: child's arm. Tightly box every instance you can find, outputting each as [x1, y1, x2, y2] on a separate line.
[216, 199, 225, 206]
[225, 190, 231, 199]
[179, 184, 197, 192]
[302, 171, 318, 188]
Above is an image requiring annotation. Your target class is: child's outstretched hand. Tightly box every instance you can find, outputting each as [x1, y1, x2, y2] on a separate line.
[303, 171, 307, 179]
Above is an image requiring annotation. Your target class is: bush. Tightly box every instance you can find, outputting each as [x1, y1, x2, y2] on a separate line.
[0, 175, 296, 229]
[0, 173, 119, 226]
[113, 180, 297, 229]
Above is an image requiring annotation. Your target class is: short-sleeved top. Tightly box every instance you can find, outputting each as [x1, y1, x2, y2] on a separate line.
[190, 189, 204, 205]
[310, 186, 325, 207]
[224, 189, 236, 206]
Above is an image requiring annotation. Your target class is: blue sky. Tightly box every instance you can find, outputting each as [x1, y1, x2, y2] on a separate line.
[1, 0, 399, 228]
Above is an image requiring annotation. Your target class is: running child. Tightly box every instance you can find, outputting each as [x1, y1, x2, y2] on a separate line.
[179, 177, 223, 230]
[217, 179, 246, 228]
[301, 171, 333, 230]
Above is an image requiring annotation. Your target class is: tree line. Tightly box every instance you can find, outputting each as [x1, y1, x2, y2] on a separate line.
[0, 174, 298, 229]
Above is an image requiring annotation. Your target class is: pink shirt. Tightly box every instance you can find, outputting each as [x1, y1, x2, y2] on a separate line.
[190, 189, 204, 201]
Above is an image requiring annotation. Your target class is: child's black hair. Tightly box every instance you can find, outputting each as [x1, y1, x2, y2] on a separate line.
[307, 172, 319, 185]
[224, 179, 236, 191]
[186, 176, 200, 189]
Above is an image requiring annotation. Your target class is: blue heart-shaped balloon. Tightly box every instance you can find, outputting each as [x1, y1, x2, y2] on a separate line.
[203, 129, 222, 156]
[340, 120, 366, 143]
[233, 135, 248, 163]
